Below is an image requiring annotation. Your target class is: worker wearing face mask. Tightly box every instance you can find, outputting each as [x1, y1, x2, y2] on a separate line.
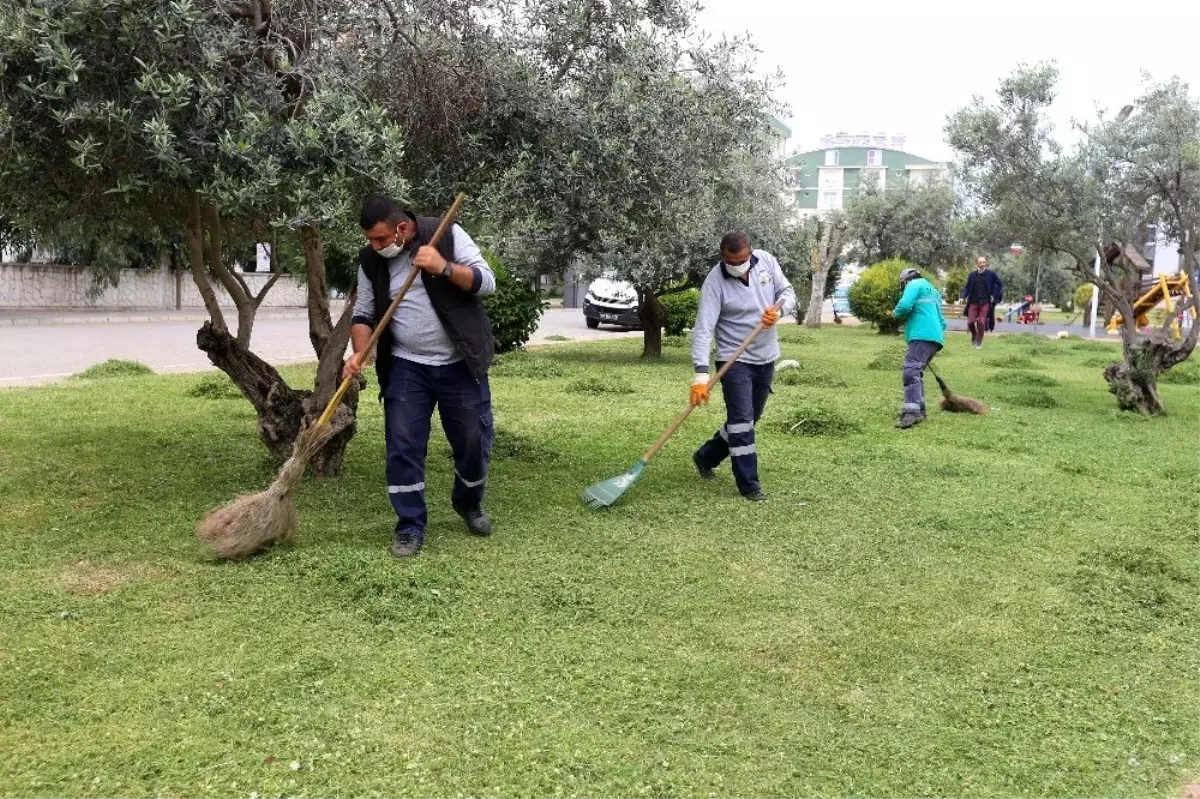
[344, 196, 497, 558]
[689, 230, 797, 502]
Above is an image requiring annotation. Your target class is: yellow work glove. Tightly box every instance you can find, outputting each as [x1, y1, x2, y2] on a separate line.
[690, 373, 710, 406]
[761, 307, 781, 328]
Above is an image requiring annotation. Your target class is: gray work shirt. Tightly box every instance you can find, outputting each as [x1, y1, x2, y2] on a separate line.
[352, 225, 495, 366]
[691, 249, 797, 372]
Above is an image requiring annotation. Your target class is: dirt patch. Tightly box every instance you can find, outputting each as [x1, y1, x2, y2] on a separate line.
[1182, 779, 1200, 799]
[57, 560, 163, 595]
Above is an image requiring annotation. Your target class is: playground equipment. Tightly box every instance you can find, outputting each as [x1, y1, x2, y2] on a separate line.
[1107, 271, 1195, 339]
[1005, 296, 1041, 324]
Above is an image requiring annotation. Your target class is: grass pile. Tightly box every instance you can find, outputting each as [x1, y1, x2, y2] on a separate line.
[0, 326, 1196, 796]
[72, 359, 154, 379]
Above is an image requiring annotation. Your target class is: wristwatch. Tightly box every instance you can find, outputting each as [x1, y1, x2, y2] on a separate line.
[441, 261, 454, 279]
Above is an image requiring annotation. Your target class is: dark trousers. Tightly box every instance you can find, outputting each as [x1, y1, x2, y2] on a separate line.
[694, 361, 774, 494]
[383, 358, 493, 535]
[902, 340, 942, 413]
[967, 302, 991, 345]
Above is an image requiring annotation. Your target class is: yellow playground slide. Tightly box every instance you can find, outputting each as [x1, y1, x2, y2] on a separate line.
[1107, 272, 1195, 338]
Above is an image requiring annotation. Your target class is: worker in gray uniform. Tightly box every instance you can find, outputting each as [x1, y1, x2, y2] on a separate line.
[689, 230, 797, 501]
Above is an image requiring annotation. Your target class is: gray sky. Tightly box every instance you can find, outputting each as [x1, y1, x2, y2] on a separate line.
[696, 0, 1200, 160]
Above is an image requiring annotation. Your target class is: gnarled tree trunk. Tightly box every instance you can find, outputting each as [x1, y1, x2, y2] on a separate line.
[197, 319, 359, 475]
[638, 288, 665, 359]
[1104, 331, 1195, 415]
[189, 214, 361, 476]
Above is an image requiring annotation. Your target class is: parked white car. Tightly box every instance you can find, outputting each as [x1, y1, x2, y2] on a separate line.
[582, 276, 641, 329]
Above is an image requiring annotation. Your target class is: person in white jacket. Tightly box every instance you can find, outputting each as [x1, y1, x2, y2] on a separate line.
[689, 230, 796, 502]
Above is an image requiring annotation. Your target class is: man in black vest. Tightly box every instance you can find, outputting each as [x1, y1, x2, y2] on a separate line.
[343, 196, 497, 557]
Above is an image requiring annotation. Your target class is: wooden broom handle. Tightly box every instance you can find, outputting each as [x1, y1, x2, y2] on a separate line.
[315, 192, 467, 428]
[640, 300, 784, 463]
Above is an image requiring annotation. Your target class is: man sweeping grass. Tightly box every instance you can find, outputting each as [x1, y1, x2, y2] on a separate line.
[892, 267, 947, 430]
[689, 230, 796, 501]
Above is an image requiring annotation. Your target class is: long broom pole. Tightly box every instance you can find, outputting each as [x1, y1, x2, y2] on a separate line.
[314, 192, 466, 428]
[639, 300, 784, 465]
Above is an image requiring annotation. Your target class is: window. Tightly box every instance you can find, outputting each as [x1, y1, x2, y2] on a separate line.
[824, 150, 839, 166]
[821, 191, 838, 209]
[867, 149, 881, 166]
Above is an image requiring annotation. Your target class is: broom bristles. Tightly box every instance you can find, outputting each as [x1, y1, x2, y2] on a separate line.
[195, 421, 335, 559]
[940, 392, 988, 414]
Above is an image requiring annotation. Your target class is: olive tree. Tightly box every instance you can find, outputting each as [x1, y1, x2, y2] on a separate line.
[947, 65, 1198, 414]
[0, 0, 405, 470]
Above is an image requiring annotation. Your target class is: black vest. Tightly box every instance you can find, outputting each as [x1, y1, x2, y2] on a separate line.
[358, 216, 495, 394]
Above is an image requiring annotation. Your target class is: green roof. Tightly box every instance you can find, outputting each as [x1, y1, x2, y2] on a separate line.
[787, 147, 941, 167]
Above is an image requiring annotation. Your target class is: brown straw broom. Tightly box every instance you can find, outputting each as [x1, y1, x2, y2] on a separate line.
[928, 362, 987, 414]
[196, 193, 467, 559]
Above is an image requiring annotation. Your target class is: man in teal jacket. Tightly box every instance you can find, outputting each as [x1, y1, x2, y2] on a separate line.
[892, 267, 946, 429]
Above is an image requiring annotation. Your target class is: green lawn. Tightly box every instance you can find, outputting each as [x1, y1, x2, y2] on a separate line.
[1, 326, 1197, 798]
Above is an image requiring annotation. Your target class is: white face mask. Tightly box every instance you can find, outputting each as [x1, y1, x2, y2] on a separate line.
[725, 260, 752, 278]
[377, 242, 402, 259]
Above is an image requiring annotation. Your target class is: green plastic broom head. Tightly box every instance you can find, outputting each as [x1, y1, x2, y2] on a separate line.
[580, 461, 646, 510]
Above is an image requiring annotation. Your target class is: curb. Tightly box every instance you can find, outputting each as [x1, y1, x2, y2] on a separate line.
[0, 309, 321, 327]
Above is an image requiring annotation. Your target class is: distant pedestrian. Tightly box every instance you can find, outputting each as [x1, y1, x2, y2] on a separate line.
[893, 267, 947, 429]
[960, 256, 1003, 349]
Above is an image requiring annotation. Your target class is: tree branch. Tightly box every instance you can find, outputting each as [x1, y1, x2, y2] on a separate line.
[185, 191, 227, 331]
[299, 223, 334, 358]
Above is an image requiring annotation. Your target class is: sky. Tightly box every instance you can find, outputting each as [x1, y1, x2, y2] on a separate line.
[695, 0, 1200, 160]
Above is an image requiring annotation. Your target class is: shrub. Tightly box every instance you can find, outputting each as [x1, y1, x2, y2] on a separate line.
[72, 360, 154, 379]
[187, 373, 242, 399]
[662, 335, 688, 349]
[659, 289, 700, 336]
[1073, 283, 1095, 312]
[942, 266, 969, 302]
[482, 253, 547, 354]
[848, 258, 916, 335]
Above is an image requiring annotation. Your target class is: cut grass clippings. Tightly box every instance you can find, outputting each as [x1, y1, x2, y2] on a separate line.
[1002, 388, 1062, 408]
[491, 351, 570, 379]
[186, 373, 243, 400]
[983, 353, 1040, 370]
[566, 374, 634, 395]
[0, 326, 1197, 798]
[775, 367, 850, 389]
[988, 370, 1061, 388]
[72, 359, 154, 379]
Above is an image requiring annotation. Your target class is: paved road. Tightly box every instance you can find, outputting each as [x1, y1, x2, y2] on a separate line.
[0, 307, 639, 387]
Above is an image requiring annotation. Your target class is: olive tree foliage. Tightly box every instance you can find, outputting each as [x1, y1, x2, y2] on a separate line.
[488, 28, 794, 357]
[0, 0, 406, 471]
[947, 63, 1199, 415]
[842, 175, 965, 271]
[317, 0, 792, 358]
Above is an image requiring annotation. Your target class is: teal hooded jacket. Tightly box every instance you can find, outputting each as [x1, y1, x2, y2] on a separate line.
[892, 277, 946, 345]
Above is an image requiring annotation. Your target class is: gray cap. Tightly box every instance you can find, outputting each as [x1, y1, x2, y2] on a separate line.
[899, 267, 921, 283]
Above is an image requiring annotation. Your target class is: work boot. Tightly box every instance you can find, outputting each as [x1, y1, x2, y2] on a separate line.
[693, 452, 716, 481]
[741, 489, 769, 502]
[391, 525, 424, 558]
[454, 505, 493, 536]
[895, 411, 925, 430]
